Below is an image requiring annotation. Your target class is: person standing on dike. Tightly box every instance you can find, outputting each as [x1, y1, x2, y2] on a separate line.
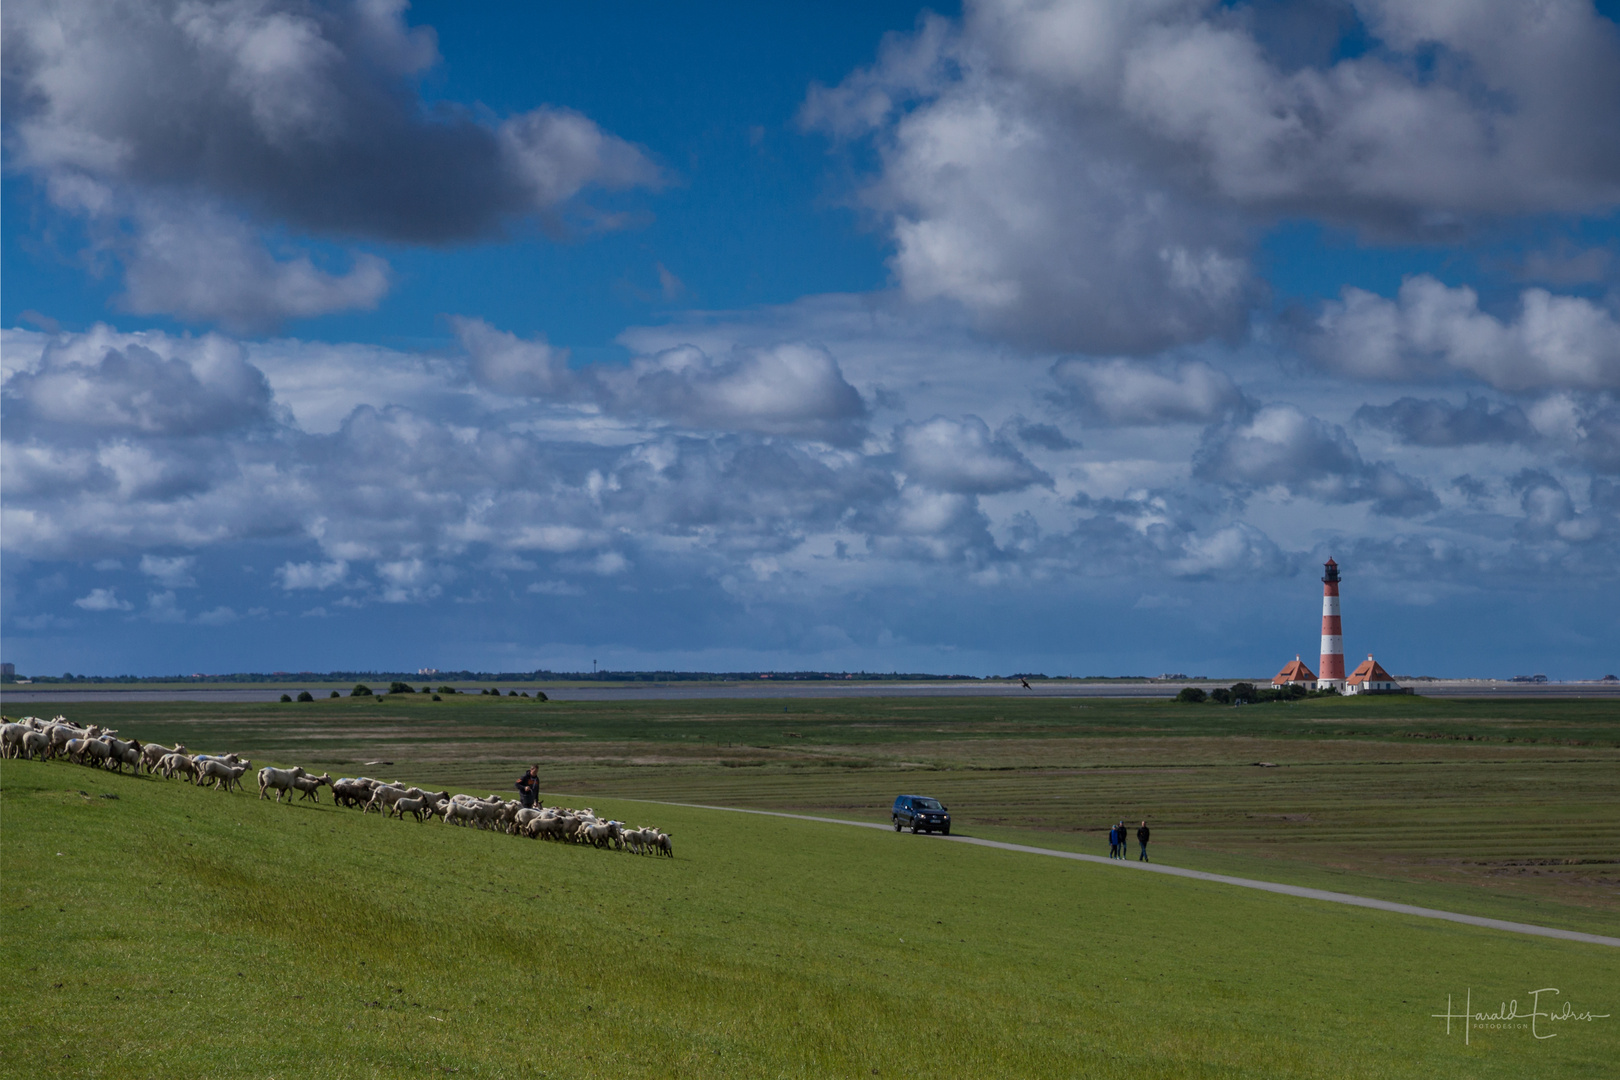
[515, 764, 540, 809]
[1137, 820, 1150, 862]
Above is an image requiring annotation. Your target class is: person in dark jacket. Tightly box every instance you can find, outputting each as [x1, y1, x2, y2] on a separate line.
[515, 764, 539, 809]
[1107, 824, 1118, 858]
[1137, 821, 1150, 862]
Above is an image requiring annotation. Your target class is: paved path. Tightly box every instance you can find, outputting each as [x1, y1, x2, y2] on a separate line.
[654, 802, 1620, 949]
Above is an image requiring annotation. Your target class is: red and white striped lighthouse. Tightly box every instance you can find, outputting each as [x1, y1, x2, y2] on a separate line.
[1318, 558, 1345, 690]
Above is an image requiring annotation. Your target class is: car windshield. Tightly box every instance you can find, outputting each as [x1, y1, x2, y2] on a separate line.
[912, 798, 942, 810]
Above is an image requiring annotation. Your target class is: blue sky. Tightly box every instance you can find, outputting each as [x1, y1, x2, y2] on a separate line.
[3, 0, 1618, 678]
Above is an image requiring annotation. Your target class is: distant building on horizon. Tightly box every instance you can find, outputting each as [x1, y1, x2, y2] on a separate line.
[1271, 656, 1316, 691]
[1274, 559, 1407, 695]
[1318, 558, 1345, 691]
[1345, 655, 1405, 695]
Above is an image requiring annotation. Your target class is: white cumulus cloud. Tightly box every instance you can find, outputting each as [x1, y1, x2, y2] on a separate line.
[804, 0, 1620, 353]
[1311, 275, 1620, 392]
[1051, 358, 1246, 426]
[896, 415, 1051, 494]
[1194, 404, 1438, 517]
[138, 554, 196, 588]
[275, 560, 348, 590]
[3, 0, 660, 327]
[73, 587, 131, 612]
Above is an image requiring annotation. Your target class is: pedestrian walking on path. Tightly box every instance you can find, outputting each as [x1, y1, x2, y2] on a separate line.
[1137, 821, 1150, 862]
[1107, 823, 1118, 858]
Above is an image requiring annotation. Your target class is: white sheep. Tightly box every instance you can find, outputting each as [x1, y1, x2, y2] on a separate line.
[140, 742, 186, 773]
[107, 740, 143, 773]
[65, 737, 111, 768]
[441, 800, 482, 827]
[391, 795, 433, 822]
[291, 767, 332, 803]
[197, 758, 245, 792]
[364, 784, 422, 815]
[257, 765, 307, 802]
[195, 752, 251, 772]
[20, 730, 54, 761]
[101, 734, 140, 765]
[45, 721, 86, 754]
[331, 777, 387, 809]
[582, 820, 619, 848]
[156, 752, 198, 782]
[524, 814, 564, 840]
[0, 722, 28, 758]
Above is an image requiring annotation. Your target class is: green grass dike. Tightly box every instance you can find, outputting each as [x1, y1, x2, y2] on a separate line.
[3, 758, 1616, 1079]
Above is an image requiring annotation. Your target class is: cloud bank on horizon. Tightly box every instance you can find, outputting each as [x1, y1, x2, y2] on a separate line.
[3, 0, 1618, 676]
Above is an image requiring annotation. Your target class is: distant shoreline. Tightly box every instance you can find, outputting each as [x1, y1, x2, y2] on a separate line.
[4, 678, 1617, 704]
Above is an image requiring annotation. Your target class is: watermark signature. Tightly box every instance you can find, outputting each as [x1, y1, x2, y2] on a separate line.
[1433, 988, 1609, 1044]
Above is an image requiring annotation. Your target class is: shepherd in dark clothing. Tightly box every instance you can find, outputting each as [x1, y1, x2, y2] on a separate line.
[1137, 821, 1150, 862]
[515, 765, 539, 809]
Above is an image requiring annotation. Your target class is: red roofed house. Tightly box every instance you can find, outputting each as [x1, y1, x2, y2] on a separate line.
[1344, 654, 1403, 695]
[1271, 656, 1317, 690]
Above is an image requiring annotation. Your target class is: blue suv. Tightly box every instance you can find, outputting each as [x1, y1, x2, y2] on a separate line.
[893, 795, 951, 834]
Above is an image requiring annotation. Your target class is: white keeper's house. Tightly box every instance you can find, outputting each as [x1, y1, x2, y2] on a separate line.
[1344, 654, 1402, 695]
[1271, 656, 1317, 691]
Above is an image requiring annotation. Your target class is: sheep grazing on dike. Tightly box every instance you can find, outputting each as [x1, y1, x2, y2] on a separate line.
[0, 721, 30, 758]
[7, 714, 677, 857]
[197, 758, 247, 792]
[139, 741, 186, 773]
[257, 765, 310, 802]
[20, 730, 54, 761]
[290, 772, 332, 802]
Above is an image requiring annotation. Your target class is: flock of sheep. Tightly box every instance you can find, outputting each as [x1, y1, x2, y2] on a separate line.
[2, 714, 674, 857]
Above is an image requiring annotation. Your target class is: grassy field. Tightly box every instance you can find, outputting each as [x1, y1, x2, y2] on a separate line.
[7, 692, 1617, 934]
[3, 757, 1617, 1079]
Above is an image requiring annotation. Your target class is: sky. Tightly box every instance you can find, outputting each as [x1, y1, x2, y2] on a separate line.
[3, 0, 1619, 679]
